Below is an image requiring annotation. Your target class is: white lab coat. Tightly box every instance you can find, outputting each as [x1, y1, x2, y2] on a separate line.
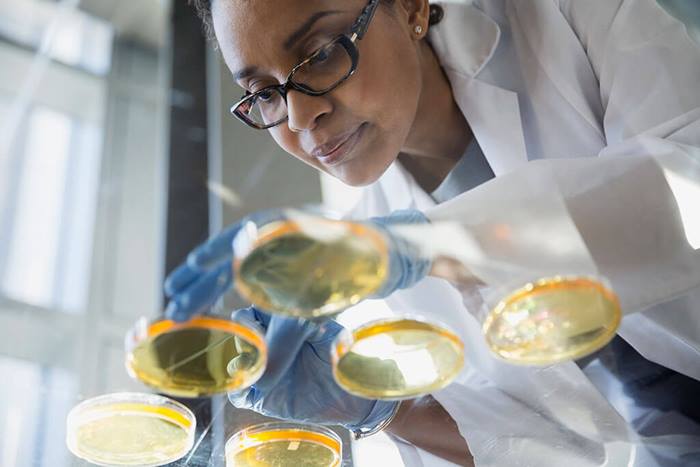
[349, 0, 700, 465]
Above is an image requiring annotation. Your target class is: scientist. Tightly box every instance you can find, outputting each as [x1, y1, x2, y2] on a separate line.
[165, 0, 700, 465]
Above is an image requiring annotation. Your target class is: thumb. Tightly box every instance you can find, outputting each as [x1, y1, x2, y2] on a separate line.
[230, 306, 271, 330]
[228, 386, 257, 410]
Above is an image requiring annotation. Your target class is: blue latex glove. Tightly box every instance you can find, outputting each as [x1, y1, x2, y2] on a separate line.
[163, 221, 244, 322]
[229, 307, 398, 432]
[163, 209, 431, 322]
[370, 209, 433, 298]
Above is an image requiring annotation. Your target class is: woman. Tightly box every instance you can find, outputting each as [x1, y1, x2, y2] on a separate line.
[166, 0, 700, 465]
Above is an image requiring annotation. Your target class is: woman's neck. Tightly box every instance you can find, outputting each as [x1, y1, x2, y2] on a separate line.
[399, 39, 473, 193]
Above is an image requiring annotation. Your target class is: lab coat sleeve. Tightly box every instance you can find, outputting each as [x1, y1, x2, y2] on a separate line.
[552, 0, 700, 380]
[428, 0, 700, 378]
[426, 143, 700, 323]
[559, 0, 700, 147]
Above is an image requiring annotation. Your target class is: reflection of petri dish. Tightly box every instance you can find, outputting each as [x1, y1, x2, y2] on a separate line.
[234, 216, 389, 318]
[66, 392, 195, 466]
[126, 316, 267, 397]
[332, 318, 465, 400]
[483, 276, 621, 365]
[225, 423, 342, 467]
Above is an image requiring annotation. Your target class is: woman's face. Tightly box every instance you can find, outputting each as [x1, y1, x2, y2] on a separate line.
[212, 0, 425, 186]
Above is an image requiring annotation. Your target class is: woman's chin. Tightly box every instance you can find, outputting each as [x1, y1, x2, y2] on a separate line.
[332, 155, 396, 187]
[333, 165, 385, 187]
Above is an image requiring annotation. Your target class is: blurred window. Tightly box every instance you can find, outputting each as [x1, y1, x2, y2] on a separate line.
[0, 0, 111, 312]
[0, 104, 102, 312]
[0, 355, 76, 467]
[0, 0, 113, 75]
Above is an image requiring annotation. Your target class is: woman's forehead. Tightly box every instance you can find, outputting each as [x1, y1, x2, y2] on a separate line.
[214, 0, 358, 76]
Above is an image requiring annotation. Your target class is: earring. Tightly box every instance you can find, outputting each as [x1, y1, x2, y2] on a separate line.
[414, 25, 423, 35]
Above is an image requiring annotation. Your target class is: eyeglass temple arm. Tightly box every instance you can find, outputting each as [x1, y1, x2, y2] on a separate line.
[350, 0, 380, 41]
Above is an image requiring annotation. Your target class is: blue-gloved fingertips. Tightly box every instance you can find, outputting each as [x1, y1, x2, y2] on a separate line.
[164, 262, 199, 298]
[164, 300, 180, 320]
[165, 261, 233, 322]
[165, 295, 196, 323]
[170, 305, 192, 323]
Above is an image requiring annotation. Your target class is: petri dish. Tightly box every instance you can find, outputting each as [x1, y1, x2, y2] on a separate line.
[66, 392, 195, 466]
[483, 276, 622, 365]
[225, 422, 342, 467]
[233, 211, 389, 318]
[126, 315, 267, 397]
[332, 317, 465, 400]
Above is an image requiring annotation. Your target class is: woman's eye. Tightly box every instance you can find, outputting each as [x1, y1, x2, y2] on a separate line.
[309, 47, 330, 66]
[256, 90, 274, 102]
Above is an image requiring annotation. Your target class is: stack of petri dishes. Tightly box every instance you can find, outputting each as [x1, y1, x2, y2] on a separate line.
[66, 308, 270, 465]
[233, 208, 622, 379]
[67, 206, 622, 466]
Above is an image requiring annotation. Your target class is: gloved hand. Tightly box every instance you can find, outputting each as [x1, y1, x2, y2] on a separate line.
[164, 220, 244, 322]
[229, 306, 399, 433]
[369, 209, 432, 298]
[163, 209, 431, 322]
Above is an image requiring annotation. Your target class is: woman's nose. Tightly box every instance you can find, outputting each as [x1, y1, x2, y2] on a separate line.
[286, 90, 332, 132]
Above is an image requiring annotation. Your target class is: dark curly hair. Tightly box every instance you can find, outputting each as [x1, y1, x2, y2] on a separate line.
[190, 1, 443, 42]
[189, 0, 216, 42]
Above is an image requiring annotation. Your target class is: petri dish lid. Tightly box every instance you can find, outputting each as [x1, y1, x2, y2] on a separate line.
[483, 276, 621, 365]
[66, 392, 196, 466]
[233, 212, 390, 318]
[225, 422, 342, 467]
[125, 315, 267, 398]
[332, 317, 465, 400]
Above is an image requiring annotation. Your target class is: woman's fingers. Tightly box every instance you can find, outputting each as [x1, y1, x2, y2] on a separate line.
[230, 306, 271, 329]
[163, 261, 200, 298]
[165, 261, 233, 322]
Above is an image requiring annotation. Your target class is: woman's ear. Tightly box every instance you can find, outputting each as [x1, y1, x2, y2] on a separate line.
[396, 0, 431, 39]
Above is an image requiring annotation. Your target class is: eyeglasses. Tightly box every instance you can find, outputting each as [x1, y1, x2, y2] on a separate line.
[230, 0, 381, 130]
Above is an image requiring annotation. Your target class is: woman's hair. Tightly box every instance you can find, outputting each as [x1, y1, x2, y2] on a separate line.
[189, 0, 442, 43]
[190, 0, 216, 42]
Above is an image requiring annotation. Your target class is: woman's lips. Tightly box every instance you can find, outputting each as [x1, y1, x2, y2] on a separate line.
[313, 124, 366, 167]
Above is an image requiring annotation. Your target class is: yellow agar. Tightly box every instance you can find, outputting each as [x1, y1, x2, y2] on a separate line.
[71, 404, 190, 466]
[333, 319, 464, 400]
[483, 276, 621, 365]
[127, 317, 266, 397]
[227, 429, 341, 467]
[235, 219, 388, 318]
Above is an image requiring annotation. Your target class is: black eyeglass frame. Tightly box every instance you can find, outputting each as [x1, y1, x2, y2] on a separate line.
[230, 0, 381, 130]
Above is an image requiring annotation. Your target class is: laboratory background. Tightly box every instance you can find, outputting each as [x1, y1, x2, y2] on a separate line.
[0, 0, 699, 466]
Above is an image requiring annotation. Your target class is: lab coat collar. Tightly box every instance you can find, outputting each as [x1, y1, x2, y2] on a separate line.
[428, 1, 501, 78]
[428, 1, 529, 175]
